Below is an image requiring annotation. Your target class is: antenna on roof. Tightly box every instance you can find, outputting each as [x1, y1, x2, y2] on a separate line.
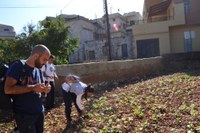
[95, 14, 97, 19]
[110, 6, 112, 14]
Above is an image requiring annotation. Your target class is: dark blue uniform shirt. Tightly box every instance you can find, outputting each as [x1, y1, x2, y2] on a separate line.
[6, 60, 44, 115]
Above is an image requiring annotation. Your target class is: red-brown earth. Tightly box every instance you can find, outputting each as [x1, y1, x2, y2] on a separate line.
[1, 69, 200, 133]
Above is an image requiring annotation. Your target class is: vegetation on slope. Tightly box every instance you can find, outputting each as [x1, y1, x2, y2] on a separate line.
[1, 70, 200, 133]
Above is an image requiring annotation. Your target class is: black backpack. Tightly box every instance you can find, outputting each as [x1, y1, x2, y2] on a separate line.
[0, 63, 11, 110]
[0, 64, 8, 86]
[0, 60, 26, 110]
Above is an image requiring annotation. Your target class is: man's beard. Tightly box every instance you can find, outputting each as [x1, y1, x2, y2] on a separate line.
[35, 58, 43, 68]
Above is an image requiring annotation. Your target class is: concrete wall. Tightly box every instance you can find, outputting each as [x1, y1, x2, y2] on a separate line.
[170, 24, 200, 53]
[55, 57, 162, 93]
[55, 52, 200, 95]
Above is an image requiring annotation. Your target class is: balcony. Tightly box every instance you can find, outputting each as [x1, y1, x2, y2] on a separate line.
[0, 31, 16, 39]
[149, 0, 172, 17]
[135, 15, 174, 24]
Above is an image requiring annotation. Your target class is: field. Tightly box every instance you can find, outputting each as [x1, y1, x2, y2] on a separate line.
[1, 69, 200, 133]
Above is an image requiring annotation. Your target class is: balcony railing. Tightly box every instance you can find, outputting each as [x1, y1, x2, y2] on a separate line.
[135, 15, 174, 25]
[0, 31, 16, 38]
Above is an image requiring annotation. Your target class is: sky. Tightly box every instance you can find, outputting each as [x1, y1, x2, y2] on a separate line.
[0, 0, 144, 34]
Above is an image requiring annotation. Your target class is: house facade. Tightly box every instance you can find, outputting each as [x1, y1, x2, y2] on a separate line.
[60, 14, 96, 63]
[59, 11, 142, 63]
[0, 24, 16, 39]
[133, 0, 200, 58]
[96, 13, 136, 60]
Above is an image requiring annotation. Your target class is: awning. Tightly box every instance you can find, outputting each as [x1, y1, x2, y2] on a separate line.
[149, 0, 172, 16]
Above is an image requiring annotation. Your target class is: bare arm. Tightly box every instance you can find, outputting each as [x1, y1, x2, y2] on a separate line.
[76, 94, 84, 110]
[4, 76, 51, 94]
[54, 72, 58, 80]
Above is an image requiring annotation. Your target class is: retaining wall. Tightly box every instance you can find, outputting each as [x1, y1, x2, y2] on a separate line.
[1, 52, 200, 109]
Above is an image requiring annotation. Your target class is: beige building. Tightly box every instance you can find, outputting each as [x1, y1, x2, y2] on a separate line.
[0, 24, 16, 39]
[133, 0, 200, 58]
[60, 14, 96, 63]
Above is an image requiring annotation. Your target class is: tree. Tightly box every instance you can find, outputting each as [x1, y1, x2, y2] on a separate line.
[14, 23, 40, 59]
[0, 16, 78, 64]
[0, 39, 19, 64]
[39, 16, 78, 64]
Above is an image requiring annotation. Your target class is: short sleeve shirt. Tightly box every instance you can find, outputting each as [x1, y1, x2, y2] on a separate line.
[41, 63, 56, 82]
[62, 81, 87, 95]
[6, 60, 44, 115]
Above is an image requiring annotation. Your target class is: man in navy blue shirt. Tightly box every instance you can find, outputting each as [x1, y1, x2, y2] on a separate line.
[4, 44, 51, 133]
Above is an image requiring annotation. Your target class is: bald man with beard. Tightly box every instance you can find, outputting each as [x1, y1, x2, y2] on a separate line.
[4, 44, 51, 133]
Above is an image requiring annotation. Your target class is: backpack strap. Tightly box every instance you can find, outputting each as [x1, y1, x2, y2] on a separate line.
[17, 60, 27, 84]
[36, 69, 44, 83]
[45, 64, 47, 70]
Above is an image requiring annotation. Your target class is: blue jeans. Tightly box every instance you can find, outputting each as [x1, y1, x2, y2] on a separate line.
[14, 113, 44, 133]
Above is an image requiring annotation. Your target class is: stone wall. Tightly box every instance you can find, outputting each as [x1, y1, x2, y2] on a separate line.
[55, 56, 162, 95]
[55, 52, 200, 95]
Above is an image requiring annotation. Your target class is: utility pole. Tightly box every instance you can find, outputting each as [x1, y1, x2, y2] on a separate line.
[104, 0, 112, 61]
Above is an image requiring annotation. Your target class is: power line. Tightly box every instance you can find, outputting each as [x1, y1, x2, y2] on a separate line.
[0, 6, 61, 8]
[83, 0, 103, 19]
[56, 0, 103, 19]
[69, 0, 103, 27]
[56, 0, 73, 16]
[53, 0, 101, 35]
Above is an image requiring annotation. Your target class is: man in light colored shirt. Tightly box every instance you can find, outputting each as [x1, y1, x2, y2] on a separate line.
[61, 74, 94, 125]
[41, 55, 58, 110]
[62, 77, 87, 111]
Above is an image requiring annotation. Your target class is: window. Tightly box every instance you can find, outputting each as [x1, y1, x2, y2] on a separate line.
[122, 44, 128, 58]
[88, 51, 95, 60]
[82, 28, 93, 41]
[137, 38, 160, 58]
[184, 31, 195, 52]
[102, 45, 108, 56]
[183, 0, 190, 15]
[130, 20, 135, 26]
[123, 24, 126, 29]
[4, 29, 9, 31]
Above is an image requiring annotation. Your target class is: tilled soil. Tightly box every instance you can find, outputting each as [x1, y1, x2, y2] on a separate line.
[1, 70, 200, 133]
